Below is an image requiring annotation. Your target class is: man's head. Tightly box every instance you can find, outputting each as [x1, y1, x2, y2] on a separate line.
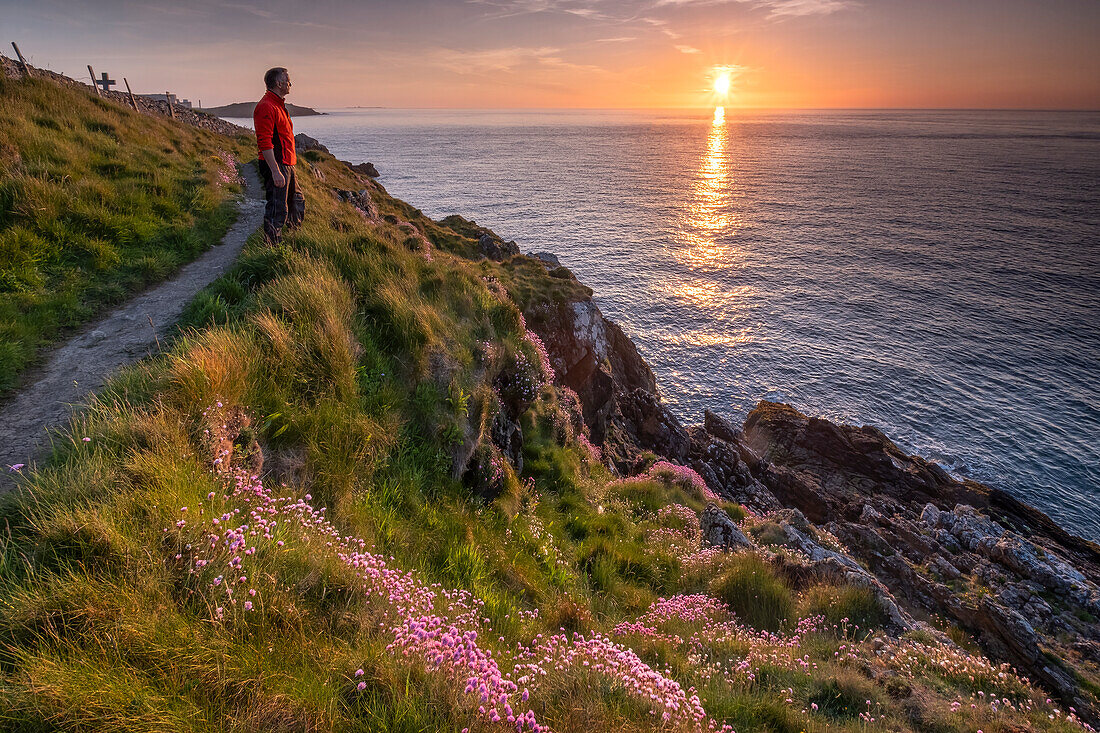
[264, 67, 291, 98]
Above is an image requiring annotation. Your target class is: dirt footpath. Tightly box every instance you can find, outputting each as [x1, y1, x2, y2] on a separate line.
[0, 163, 264, 489]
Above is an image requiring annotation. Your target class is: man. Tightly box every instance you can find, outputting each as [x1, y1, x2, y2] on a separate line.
[254, 67, 305, 244]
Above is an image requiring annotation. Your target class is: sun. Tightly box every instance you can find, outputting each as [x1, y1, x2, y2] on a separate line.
[713, 72, 731, 96]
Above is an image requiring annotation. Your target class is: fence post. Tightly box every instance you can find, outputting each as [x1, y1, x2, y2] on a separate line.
[11, 42, 31, 76]
[87, 65, 101, 96]
[165, 91, 175, 120]
[124, 77, 138, 111]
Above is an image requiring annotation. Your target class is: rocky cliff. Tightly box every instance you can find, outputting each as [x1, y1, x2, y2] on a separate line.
[521, 259, 1100, 727]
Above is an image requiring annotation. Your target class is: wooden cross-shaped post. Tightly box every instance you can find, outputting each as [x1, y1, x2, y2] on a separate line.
[95, 72, 116, 92]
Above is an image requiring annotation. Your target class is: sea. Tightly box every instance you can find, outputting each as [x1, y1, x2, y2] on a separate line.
[233, 108, 1100, 542]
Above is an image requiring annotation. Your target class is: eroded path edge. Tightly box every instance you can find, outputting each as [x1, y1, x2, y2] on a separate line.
[0, 163, 264, 487]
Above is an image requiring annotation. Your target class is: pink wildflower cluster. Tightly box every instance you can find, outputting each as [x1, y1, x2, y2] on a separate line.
[515, 313, 554, 386]
[647, 461, 718, 500]
[525, 331, 554, 383]
[874, 638, 1094, 729]
[609, 462, 718, 503]
[170, 403, 753, 732]
[645, 504, 703, 560]
[680, 546, 727, 573]
[213, 150, 242, 187]
[510, 631, 733, 732]
[165, 402, 540, 730]
[613, 595, 729, 639]
[613, 595, 832, 688]
[658, 504, 702, 536]
[575, 433, 602, 463]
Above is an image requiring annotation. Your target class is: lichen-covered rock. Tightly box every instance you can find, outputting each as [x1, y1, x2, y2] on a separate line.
[334, 188, 380, 222]
[700, 503, 754, 551]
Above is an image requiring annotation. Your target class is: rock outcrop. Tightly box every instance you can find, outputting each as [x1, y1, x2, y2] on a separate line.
[700, 503, 754, 551]
[738, 401, 1100, 725]
[477, 232, 521, 261]
[347, 161, 380, 178]
[294, 132, 330, 154]
[522, 266, 1100, 725]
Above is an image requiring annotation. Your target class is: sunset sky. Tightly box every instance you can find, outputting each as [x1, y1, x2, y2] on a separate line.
[4, 0, 1099, 109]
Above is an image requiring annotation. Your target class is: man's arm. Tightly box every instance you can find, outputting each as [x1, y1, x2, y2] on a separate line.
[262, 148, 285, 188]
[254, 104, 286, 187]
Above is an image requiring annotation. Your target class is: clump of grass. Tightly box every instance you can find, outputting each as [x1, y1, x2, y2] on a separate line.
[808, 673, 879, 721]
[710, 553, 794, 632]
[797, 583, 887, 634]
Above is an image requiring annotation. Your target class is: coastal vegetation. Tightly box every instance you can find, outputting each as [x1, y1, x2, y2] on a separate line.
[0, 72, 250, 393]
[1, 65, 1096, 732]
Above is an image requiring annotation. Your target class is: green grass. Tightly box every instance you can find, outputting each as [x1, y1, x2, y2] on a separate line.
[710, 553, 794, 632]
[0, 73, 252, 393]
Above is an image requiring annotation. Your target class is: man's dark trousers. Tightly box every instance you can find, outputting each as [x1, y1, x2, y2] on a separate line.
[259, 159, 305, 244]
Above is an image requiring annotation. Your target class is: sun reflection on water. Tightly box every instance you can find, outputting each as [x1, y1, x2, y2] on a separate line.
[657, 106, 756, 349]
[677, 106, 741, 269]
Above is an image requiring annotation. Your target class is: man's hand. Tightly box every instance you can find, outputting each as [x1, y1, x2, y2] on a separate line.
[261, 149, 286, 187]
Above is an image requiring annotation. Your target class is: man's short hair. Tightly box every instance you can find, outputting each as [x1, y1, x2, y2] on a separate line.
[264, 67, 288, 90]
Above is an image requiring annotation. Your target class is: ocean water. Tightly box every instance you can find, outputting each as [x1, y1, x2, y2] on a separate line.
[255, 108, 1099, 541]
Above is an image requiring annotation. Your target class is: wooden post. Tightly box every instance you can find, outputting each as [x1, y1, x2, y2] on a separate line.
[87, 65, 101, 96]
[165, 92, 175, 120]
[11, 42, 31, 76]
[123, 77, 138, 111]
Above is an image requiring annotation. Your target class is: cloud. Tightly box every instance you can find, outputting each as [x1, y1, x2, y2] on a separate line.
[754, 0, 852, 17]
[469, 0, 615, 21]
[641, 16, 682, 39]
[653, 0, 853, 17]
[433, 46, 605, 76]
[675, 44, 703, 54]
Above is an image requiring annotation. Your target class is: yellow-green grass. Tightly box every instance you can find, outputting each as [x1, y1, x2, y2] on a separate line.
[0, 73, 252, 393]
[0, 76, 1092, 733]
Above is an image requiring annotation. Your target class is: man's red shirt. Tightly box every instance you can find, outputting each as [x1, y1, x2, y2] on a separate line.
[254, 90, 296, 166]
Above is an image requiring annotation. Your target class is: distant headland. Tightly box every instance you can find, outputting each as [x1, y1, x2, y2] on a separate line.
[197, 101, 323, 117]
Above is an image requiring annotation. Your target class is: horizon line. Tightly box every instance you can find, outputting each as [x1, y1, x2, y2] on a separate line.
[218, 104, 1100, 114]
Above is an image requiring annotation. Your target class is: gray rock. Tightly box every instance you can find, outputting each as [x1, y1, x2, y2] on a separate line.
[349, 161, 380, 178]
[477, 233, 520, 261]
[700, 503, 754, 551]
[703, 409, 740, 443]
[861, 504, 884, 523]
[490, 409, 523, 475]
[334, 188, 379, 221]
[294, 132, 329, 154]
[530, 252, 561, 267]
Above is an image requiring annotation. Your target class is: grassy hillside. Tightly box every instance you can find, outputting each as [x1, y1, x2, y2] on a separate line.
[0, 72, 1092, 733]
[0, 72, 251, 393]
